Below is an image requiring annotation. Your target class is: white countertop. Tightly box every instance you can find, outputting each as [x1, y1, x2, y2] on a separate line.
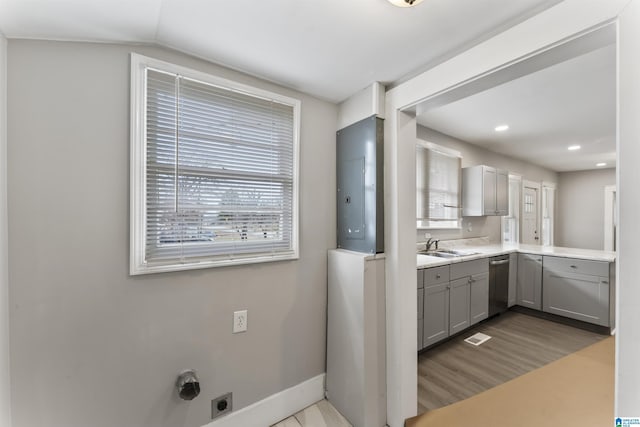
[417, 243, 616, 269]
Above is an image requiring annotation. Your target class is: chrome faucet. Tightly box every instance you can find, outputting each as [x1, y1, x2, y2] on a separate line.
[426, 238, 439, 252]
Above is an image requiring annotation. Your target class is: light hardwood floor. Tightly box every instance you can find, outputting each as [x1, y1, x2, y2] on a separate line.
[271, 399, 352, 427]
[417, 310, 607, 413]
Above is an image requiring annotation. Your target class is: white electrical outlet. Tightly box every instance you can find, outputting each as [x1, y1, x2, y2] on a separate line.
[233, 310, 248, 333]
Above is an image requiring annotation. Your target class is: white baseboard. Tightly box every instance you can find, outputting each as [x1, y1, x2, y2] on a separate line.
[202, 374, 325, 427]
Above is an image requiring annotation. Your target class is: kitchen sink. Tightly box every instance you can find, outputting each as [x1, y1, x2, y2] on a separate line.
[417, 249, 479, 258]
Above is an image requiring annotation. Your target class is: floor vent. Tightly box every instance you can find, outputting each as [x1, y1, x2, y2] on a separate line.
[464, 332, 492, 346]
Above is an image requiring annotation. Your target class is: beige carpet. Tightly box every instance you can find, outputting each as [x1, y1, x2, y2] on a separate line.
[406, 336, 614, 427]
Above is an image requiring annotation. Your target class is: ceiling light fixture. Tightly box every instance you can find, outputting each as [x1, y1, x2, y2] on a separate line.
[387, 0, 425, 7]
[596, 162, 607, 167]
[568, 145, 581, 151]
[494, 124, 509, 132]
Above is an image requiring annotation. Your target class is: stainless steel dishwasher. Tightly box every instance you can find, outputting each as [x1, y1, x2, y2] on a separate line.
[489, 254, 510, 317]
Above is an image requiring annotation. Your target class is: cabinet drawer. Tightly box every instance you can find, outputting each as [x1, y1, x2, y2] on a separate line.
[417, 269, 424, 289]
[450, 258, 489, 280]
[418, 288, 424, 320]
[423, 265, 450, 286]
[543, 256, 609, 277]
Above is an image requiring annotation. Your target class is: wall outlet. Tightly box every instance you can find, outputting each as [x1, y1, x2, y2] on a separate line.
[211, 392, 232, 419]
[233, 310, 247, 333]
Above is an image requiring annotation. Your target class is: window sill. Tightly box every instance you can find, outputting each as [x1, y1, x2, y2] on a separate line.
[130, 251, 299, 275]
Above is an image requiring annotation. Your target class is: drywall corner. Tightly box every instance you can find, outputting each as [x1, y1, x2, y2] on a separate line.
[337, 82, 385, 130]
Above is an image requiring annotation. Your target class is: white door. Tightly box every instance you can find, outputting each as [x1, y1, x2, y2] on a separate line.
[522, 186, 539, 245]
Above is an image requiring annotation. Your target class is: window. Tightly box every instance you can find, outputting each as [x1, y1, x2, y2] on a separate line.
[541, 182, 556, 246]
[416, 141, 461, 229]
[502, 174, 521, 243]
[130, 54, 300, 274]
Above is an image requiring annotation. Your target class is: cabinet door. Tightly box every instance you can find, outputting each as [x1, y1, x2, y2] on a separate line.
[517, 253, 542, 310]
[482, 167, 497, 215]
[543, 269, 610, 326]
[470, 272, 489, 325]
[508, 252, 517, 307]
[449, 277, 470, 335]
[423, 283, 450, 348]
[495, 169, 509, 215]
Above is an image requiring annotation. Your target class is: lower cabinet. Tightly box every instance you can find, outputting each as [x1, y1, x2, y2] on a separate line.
[423, 282, 450, 348]
[421, 265, 451, 349]
[421, 258, 488, 349]
[542, 256, 612, 327]
[448, 277, 470, 335]
[417, 270, 424, 350]
[469, 272, 489, 325]
[516, 253, 542, 310]
[508, 252, 517, 307]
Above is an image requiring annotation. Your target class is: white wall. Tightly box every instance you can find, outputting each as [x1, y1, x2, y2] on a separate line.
[337, 82, 385, 130]
[6, 40, 337, 427]
[556, 168, 616, 250]
[416, 126, 558, 243]
[0, 32, 10, 427]
[616, 1, 640, 416]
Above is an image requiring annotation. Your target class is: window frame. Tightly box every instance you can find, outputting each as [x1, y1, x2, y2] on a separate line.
[130, 53, 300, 275]
[502, 173, 522, 244]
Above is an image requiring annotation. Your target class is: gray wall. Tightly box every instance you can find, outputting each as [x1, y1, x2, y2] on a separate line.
[7, 40, 337, 427]
[416, 126, 558, 243]
[0, 32, 10, 427]
[556, 168, 616, 250]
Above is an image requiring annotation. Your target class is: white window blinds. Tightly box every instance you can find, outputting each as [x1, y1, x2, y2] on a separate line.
[416, 141, 461, 229]
[131, 55, 300, 274]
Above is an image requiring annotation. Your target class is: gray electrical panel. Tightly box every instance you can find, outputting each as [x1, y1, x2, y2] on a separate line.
[336, 115, 384, 254]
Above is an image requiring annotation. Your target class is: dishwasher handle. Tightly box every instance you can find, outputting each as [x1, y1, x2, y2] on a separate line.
[489, 259, 510, 266]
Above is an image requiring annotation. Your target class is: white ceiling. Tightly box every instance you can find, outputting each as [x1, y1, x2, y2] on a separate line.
[0, 0, 562, 103]
[0, 0, 614, 172]
[416, 41, 616, 172]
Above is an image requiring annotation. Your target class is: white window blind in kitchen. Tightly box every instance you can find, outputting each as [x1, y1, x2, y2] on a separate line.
[130, 54, 300, 274]
[416, 141, 461, 229]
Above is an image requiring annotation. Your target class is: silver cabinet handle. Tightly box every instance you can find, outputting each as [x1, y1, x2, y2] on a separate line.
[436, 274, 441, 279]
[570, 265, 577, 269]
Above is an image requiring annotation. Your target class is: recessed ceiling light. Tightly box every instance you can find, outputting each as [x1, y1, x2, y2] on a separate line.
[494, 125, 509, 132]
[387, 0, 425, 7]
[568, 145, 581, 151]
[596, 162, 607, 167]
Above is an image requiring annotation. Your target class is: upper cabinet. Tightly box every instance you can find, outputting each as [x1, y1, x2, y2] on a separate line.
[462, 165, 509, 216]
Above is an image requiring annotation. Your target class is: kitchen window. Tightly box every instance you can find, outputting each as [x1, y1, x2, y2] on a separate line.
[130, 54, 300, 275]
[541, 182, 556, 246]
[502, 174, 522, 243]
[416, 141, 461, 229]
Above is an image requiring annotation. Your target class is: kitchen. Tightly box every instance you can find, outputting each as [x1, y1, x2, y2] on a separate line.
[378, 11, 627, 426]
[410, 20, 617, 423]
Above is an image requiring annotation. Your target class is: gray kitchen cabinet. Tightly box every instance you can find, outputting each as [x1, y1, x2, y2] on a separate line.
[451, 258, 489, 327]
[423, 282, 450, 348]
[508, 252, 517, 307]
[469, 272, 489, 325]
[542, 256, 612, 327]
[517, 253, 542, 310]
[417, 269, 424, 350]
[421, 265, 451, 348]
[462, 165, 509, 216]
[449, 277, 471, 334]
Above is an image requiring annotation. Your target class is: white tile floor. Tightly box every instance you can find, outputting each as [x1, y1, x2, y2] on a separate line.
[271, 399, 352, 427]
